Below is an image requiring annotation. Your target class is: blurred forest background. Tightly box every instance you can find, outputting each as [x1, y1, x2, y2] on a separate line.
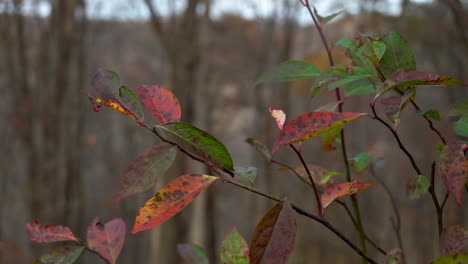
[0, 0, 467, 263]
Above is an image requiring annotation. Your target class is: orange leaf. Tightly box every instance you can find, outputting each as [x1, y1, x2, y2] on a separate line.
[131, 174, 218, 234]
[321, 181, 372, 208]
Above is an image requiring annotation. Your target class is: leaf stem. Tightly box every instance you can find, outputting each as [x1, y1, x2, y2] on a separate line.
[300, 0, 368, 259]
[429, 162, 444, 235]
[289, 145, 323, 216]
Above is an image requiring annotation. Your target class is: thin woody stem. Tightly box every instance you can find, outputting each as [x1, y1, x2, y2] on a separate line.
[300, 0, 367, 259]
[290, 145, 323, 216]
[146, 123, 377, 263]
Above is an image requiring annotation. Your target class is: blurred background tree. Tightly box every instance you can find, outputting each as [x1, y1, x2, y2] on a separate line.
[0, 0, 466, 263]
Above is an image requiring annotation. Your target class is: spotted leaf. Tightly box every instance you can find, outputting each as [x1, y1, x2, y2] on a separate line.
[272, 112, 367, 153]
[440, 225, 468, 255]
[26, 221, 79, 243]
[439, 141, 468, 206]
[131, 174, 218, 234]
[221, 227, 249, 264]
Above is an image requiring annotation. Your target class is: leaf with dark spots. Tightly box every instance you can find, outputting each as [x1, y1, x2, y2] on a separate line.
[113, 144, 176, 203]
[256, 61, 321, 83]
[177, 244, 209, 264]
[321, 181, 372, 208]
[272, 112, 367, 153]
[439, 141, 468, 206]
[91, 69, 120, 100]
[155, 122, 233, 170]
[374, 70, 465, 100]
[379, 32, 416, 78]
[87, 217, 126, 264]
[249, 201, 296, 264]
[431, 253, 468, 264]
[32, 245, 84, 264]
[245, 138, 272, 161]
[131, 174, 217, 234]
[440, 225, 468, 255]
[136, 84, 181, 124]
[118, 85, 144, 122]
[221, 227, 249, 264]
[26, 221, 79, 243]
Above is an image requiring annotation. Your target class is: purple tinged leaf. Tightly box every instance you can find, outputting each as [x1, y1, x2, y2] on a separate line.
[91, 69, 119, 100]
[249, 201, 296, 264]
[440, 225, 468, 255]
[87, 217, 126, 264]
[26, 221, 79, 243]
[113, 144, 177, 203]
[439, 141, 468, 206]
[374, 70, 465, 100]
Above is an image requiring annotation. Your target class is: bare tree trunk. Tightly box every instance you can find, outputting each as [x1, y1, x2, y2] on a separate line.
[439, 0, 468, 56]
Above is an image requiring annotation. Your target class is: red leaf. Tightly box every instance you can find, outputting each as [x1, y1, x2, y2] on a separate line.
[113, 144, 177, 203]
[440, 225, 468, 255]
[26, 221, 79, 243]
[439, 141, 468, 206]
[272, 112, 366, 153]
[321, 181, 372, 208]
[136, 85, 181, 124]
[249, 201, 296, 264]
[131, 174, 218, 234]
[87, 217, 126, 264]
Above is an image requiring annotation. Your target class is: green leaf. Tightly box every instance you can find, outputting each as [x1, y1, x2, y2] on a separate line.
[407, 175, 430, 199]
[321, 172, 341, 184]
[431, 253, 468, 264]
[421, 109, 441, 121]
[336, 35, 384, 74]
[313, 7, 343, 25]
[33, 246, 84, 264]
[449, 100, 468, 116]
[386, 248, 402, 264]
[118, 85, 144, 122]
[454, 116, 468, 137]
[245, 138, 271, 161]
[220, 227, 249, 264]
[257, 61, 321, 83]
[351, 152, 372, 172]
[344, 77, 378, 96]
[177, 244, 209, 264]
[155, 122, 233, 170]
[320, 124, 343, 151]
[379, 32, 416, 78]
[234, 166, 257, 185]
